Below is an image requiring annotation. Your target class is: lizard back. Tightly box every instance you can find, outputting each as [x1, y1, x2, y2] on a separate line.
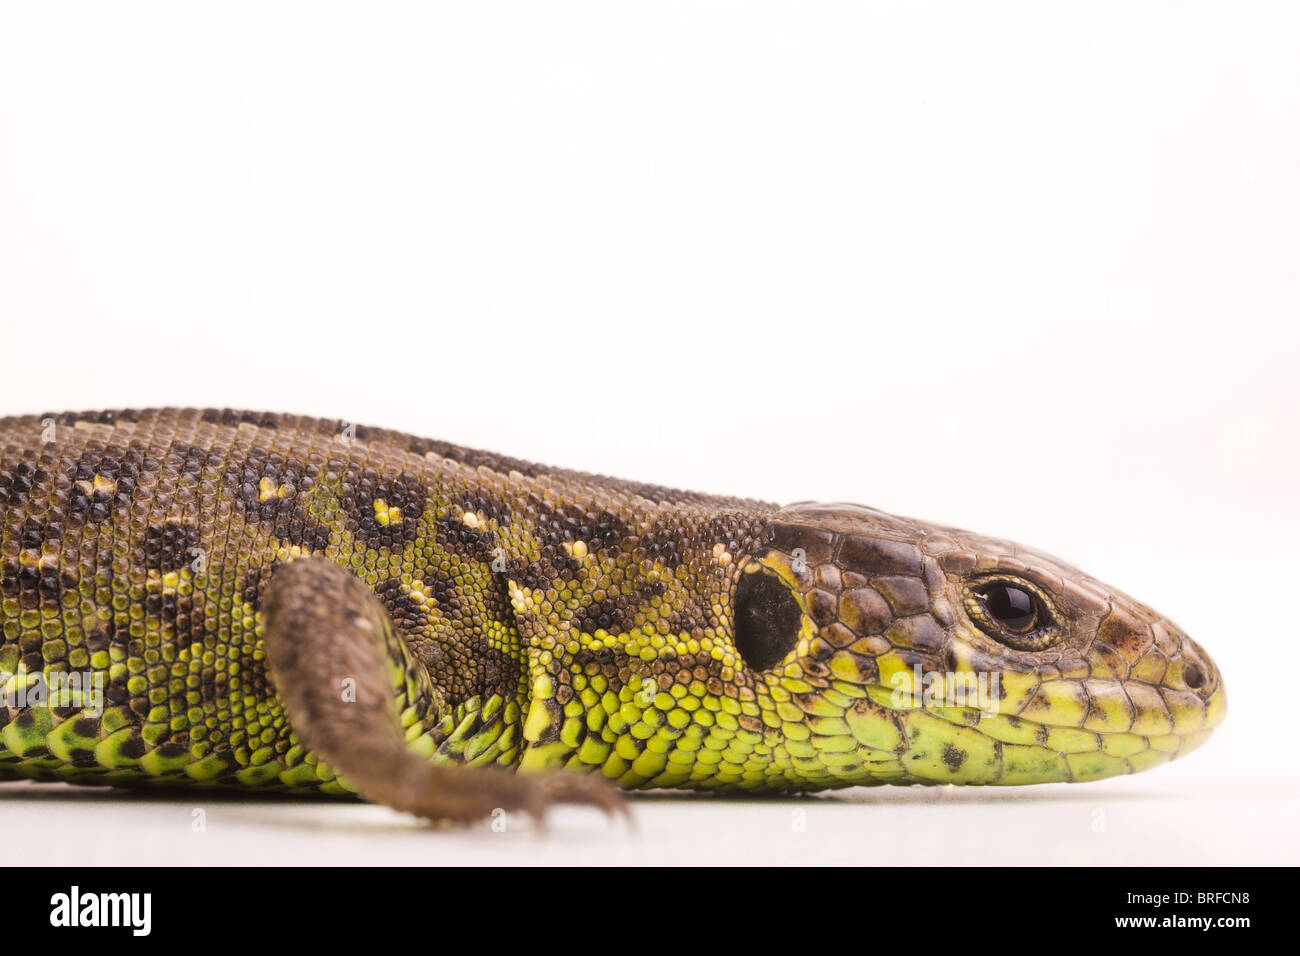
[0, 408, 770, 793]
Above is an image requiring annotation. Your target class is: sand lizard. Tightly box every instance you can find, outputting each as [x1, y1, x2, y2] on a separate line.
[0, 409, 1226, 823]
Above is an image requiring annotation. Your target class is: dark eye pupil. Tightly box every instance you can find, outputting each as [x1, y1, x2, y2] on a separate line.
[982, 584, 1037, 633]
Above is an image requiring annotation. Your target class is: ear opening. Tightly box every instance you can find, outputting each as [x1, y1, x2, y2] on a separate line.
[733, 568, 803, 671]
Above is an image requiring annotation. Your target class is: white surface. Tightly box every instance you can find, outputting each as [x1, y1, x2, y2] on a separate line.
[1, 3, 1297, 865]
[1, 772, 1293, 867]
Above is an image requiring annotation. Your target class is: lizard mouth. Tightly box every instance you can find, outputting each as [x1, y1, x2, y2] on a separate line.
[860, 676, 1226, 785]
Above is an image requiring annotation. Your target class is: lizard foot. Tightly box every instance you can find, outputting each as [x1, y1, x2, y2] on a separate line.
[263, 556, 628, 828]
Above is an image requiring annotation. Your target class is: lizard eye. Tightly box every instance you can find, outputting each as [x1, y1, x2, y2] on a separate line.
[978, 582, 1038, 632]
[967, 578, 1057, 650]
[734, 570, 803, 671]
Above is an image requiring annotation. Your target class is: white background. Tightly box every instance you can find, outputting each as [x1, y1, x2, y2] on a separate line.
[1, 2, 1296, 865]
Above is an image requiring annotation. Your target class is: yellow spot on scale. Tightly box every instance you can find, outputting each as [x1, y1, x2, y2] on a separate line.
[562, 540, 589, 559]
[462, 511, 481, 528]
[274, 544, 309, 563]
[713, 543, 732, 565]
[258, 477, 280, 502]
[374, 499, 403, 526]
[76, 473, 118, 497]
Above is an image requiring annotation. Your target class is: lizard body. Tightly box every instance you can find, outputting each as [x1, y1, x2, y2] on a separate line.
[0, 409, 1225, 821]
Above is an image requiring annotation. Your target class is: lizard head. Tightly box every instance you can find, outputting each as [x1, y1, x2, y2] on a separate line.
[727, 502, 1225, 787]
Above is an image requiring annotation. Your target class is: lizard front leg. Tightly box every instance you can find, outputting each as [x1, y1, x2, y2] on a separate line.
[262, 556, 627, 826]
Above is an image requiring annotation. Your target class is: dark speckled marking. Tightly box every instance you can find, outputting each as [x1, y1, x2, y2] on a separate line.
[0, 562, 74, 608]
[531, 498, 634, 553]
[19, 518, 61, 549]
[220, 451, 335, 551]
[343, 468, 426, 548]
[240, 561, 282, 609]
[450, 490, 512, 527]
[0, 461, 44, 507]
[374, 577, 428, 626]
[51, 409, 140, 426]
[50, 700, 81, 721]
[201, 408, 280, 429]
[86, 625, 114, 652]
[573, 581, 668, 636]
[72, 449, 142, 494]
[275, 515, 333, 552]
[0, 561, 20, 598]
[433, 516, 497, 563]
[145, 590, 193, 631]
[142, 522, 201, 572]
[165, 442, 213, 477]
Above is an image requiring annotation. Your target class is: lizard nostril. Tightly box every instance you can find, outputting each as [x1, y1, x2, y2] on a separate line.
[1183, 662, 1206, 690]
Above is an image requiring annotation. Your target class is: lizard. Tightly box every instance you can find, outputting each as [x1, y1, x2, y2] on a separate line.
[0, 408, 1226, 824]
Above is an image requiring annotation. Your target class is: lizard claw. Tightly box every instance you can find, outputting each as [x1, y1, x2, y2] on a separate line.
[523, 771, 633, 830]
